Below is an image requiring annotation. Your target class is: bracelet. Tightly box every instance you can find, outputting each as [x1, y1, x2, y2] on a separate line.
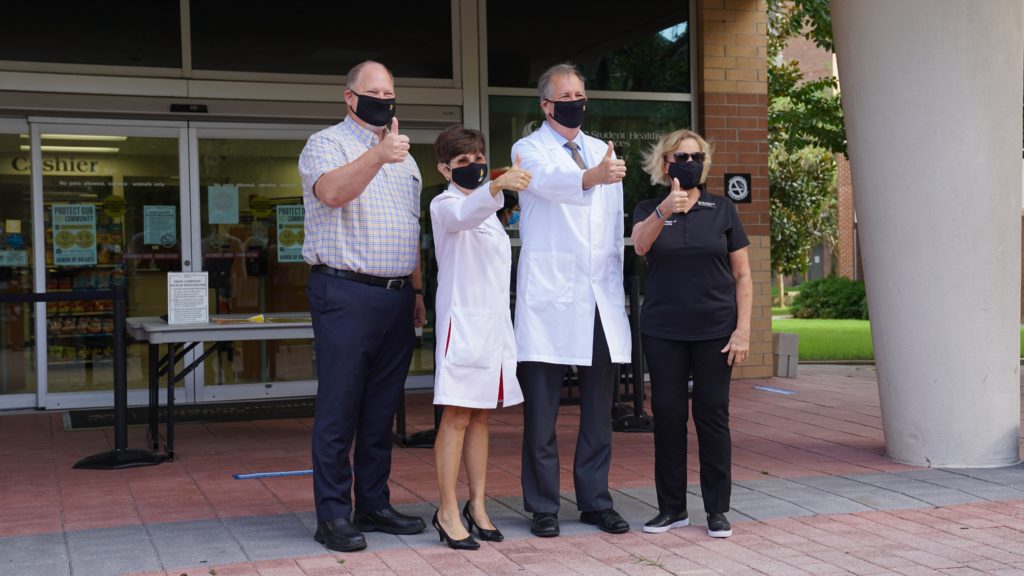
[654, 205, 666, 220]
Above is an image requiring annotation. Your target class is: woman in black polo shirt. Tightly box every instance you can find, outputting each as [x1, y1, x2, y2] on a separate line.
[631, 129, 752, 538]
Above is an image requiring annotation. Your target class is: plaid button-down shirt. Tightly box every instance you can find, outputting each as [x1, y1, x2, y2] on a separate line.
[299, 116, 422, 277]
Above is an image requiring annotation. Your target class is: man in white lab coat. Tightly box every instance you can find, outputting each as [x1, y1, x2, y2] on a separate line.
[512, 63, 633, 537]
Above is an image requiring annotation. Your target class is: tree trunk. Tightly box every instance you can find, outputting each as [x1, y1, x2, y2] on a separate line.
[776, 273, 786, 307]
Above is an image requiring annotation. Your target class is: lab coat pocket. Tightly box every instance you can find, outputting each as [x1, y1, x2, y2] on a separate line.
[446, 306, 497, 368]
[524, 252, 574, 304]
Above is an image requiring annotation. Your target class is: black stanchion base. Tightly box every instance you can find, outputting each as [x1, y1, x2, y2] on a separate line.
[400, 429, 438, 448]
[73, 449, 167, 470]
[613, 413, 655, 433]
[611, 403, 634, 420]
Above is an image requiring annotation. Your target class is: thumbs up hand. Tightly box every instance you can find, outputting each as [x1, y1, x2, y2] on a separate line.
[587, 140, 627, 186]
[662, 177, 691, 215]
[491, 153, 532, 196]
[376, 117, 410, 164]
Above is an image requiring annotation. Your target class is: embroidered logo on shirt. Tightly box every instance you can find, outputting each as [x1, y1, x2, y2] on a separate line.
[697, 200, 715, 208]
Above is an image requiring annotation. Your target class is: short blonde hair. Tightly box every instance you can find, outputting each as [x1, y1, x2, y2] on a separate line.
[642, 129, 712, 187]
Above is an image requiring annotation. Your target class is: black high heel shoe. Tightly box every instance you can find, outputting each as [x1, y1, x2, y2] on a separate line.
[463, 501, 504, 542]
[432, 510, 480, 550]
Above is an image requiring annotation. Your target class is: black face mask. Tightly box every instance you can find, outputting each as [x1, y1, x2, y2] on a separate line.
[668, 161, 704, 190]
[448, 162, 488, 190]
[545, 98, 588, 129]
[349, 93, 396, 127]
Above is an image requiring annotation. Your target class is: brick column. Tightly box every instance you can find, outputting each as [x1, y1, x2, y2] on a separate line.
[835, 153, 857, 279]
[699, 0, 771, 379]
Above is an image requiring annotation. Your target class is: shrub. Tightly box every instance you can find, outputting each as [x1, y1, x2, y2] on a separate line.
[790, 276, 868, 320]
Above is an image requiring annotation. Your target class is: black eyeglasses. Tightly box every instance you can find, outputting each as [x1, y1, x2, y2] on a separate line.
[669, 152, 706, 163]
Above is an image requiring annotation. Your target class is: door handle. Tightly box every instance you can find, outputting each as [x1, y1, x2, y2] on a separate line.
[182, 260, 191, 267]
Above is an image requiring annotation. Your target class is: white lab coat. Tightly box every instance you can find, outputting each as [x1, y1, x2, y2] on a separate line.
[511, 122, 632, 365]
[430, 184, 523, 408]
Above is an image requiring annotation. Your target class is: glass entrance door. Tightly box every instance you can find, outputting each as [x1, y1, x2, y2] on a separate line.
[20, 119, 444, 408]
[188, 126, 318, 402]
[32, 121, 191, 409]
[187, 124, 444, 402]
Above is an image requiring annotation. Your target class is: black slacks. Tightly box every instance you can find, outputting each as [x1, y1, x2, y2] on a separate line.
[519, 308, 617, 513]
[307, 271, 414, 522]
[643, 334, 733, 515]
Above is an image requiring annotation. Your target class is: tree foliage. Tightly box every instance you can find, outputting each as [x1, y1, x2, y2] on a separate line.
[770, 146, 837, 279]
[767, 0, 846, 155]
[768, 0, 844, 284]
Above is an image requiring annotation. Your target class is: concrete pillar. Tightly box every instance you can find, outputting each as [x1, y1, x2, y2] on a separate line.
[831, 0, 1024, 467]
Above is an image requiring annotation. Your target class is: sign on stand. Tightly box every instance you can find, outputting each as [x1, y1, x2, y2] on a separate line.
[167, 272, 209, 324]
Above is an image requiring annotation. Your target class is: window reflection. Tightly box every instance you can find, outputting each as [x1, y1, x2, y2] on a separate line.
[487, 1, 690, 93]
[0, 133, 36, 396]
[488, 96, 692, 231]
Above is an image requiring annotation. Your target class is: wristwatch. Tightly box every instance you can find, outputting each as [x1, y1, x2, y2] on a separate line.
[654, 205, 666, 220]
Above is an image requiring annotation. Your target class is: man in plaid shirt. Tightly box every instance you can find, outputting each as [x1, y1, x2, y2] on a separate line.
[299, 60, 427, 553]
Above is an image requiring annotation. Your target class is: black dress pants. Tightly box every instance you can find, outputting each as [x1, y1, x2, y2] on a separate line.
[643, 334, 733, 515]
[519, 308, 617, 513]
[307, 271, 415, 522]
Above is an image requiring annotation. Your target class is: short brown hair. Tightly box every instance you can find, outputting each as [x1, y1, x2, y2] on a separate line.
[434, 125, 487, 164]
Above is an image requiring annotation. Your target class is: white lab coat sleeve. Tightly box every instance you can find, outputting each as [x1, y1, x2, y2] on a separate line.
[512, 139, 589, 206]
[430, 185, 504, 233]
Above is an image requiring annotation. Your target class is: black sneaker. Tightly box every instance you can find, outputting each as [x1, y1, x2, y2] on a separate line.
[642, 511, 689, 534]
[706, 513, 732, 538]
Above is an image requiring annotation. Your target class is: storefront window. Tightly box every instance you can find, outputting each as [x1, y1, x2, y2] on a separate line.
[0, 2, 181, 68]
[487, 1, 690, 93]
[190, 3, 453, 78]
[42, 135, 181, 394]
[0, 134, 36, 396]
[195, 139, 443, 388]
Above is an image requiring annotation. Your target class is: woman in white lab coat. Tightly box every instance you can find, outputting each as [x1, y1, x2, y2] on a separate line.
[429, 125, 531, 550]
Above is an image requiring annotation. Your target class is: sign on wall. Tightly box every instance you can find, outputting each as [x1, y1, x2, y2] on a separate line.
[208, 185, 239, 224]
[143, 205, 177, 247]
[276, 205, 305, 263]
[724, 173, 752, 203]
[51, 204, 97, 266]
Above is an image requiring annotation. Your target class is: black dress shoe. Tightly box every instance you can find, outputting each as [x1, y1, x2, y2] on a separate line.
[463, 501, 504, 542]
[353, 505, 426, 535]
[530, 512, 560, 538]
[432, 510, 480, 550]
[314, 518, 367, 552]
[642, 510, 689, 534]
[580, 508, 630, 534]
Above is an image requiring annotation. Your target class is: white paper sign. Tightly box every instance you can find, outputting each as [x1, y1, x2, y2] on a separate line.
[276, 205, 305, 263]
[167, 272, 209, 325]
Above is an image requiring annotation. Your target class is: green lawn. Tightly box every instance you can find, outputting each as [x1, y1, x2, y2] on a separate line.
[772, 319, 1024, 361]
[772, 319, 874, 361]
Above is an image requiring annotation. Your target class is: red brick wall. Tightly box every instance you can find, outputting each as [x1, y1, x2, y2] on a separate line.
[699, 0, 771, 379]
[836, 153, 858, 279]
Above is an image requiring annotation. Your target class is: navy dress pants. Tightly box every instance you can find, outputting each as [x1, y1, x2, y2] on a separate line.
[307, 271, 414, 522]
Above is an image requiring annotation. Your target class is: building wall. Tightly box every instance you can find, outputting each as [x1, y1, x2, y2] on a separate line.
[835, 153, 859, 280]
[699, 0, 772, 378]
